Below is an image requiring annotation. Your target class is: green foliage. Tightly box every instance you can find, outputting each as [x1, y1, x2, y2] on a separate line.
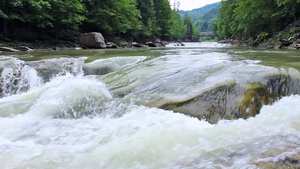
[183, 14, 200, 41]
[169, 10, 186, 40]
[255, 32, 269, 43]
[201, 36, 217, 42]
[192, 24, 200, 41]
[178, 2, 220, 33]
[278, 32, 290, 39]
[194, 5, 220, 32]
[0, 0, 191, 41]
[0, 0, 85, 38]
[178, 2, 220, 20]
[153, 0, 173, 39]
[214, 0, 300, 44]
[184, 15, 193, 40]
[137, 0, 156, 37]
[290, 27, 300, 34]
[247, 37, 254, 46]
[82, 0, 142, 38]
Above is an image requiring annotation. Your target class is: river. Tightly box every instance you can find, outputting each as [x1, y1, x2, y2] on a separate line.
[0, 42, 300, 168]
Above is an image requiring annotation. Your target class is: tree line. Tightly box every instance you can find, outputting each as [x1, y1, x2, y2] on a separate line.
[213, 0, 300, 43]
[0, 0, 200, 42]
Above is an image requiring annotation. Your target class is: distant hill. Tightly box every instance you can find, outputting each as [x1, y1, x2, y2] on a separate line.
[178, 2, 220, 20]
[178, 2, 221, 32]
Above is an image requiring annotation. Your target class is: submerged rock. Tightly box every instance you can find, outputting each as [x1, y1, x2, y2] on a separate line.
[83, 65, 116, 75]
[159, 82, 246, 123]
[160, 74, 300, 123]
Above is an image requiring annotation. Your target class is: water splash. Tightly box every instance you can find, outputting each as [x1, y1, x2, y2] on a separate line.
[1, 95, 300, 168]
[0, 58, 43, 97]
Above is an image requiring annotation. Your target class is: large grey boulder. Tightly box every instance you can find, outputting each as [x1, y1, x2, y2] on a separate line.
[78, 32, 106, 48]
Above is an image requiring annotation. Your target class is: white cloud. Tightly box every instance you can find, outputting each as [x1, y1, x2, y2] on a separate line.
[170, 0, 221, 11]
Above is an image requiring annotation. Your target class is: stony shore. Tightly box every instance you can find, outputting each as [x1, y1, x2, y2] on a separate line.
[0, 33, 168, 53]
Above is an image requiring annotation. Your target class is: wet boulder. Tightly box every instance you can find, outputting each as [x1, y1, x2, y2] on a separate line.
[78, 32, 106, 48]
[159, 74, 300, 123]
[160, 82, 247, 124]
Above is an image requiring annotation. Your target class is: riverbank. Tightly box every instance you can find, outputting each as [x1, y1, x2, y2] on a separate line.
[0, 39, 82, 52]
[218, 19, 300, 50]
[0, 37, 170, 53]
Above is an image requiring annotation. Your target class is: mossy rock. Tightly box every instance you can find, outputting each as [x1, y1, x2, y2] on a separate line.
[159, 81, 247, 123]
[160, 74, 300, 123]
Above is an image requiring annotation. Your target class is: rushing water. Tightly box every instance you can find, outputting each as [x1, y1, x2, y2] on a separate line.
[1, 42, 300, 168]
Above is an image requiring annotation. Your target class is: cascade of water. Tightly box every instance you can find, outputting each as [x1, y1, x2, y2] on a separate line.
[0, 57, 88, 97]
[0, 58, 43, 97]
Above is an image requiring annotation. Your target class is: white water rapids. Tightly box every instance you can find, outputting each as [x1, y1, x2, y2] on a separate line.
[0, 42, 300, 168]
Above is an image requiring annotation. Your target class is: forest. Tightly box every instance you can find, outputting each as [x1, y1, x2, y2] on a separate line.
[214, 0, 300, 45]
[0, 0, 200, 42]
[179, 2, 220, 33]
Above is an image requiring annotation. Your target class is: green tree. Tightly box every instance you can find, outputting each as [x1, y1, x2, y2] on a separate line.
[153, 0, 172, 39]
[277, 0, 300, 20]
[184, 14, 193, 40]
[192, 24, 200, 41]
[82, 0, 141, 39]
[0, 0, 85, 39]
[169, 10, 186, 40]
[215, 0, 300, 42]
[136, 0, 156, 37]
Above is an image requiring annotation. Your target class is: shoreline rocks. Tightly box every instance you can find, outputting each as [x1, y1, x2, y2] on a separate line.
[0, 32, 169, 52]
[0, 47, 20, 52]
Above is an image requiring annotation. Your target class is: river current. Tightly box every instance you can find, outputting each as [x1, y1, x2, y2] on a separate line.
[0, 42, 300, 168]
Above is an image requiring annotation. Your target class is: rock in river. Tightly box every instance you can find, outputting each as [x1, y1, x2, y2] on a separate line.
[159, 74, 300, 123]
[78, 32, 106, 48]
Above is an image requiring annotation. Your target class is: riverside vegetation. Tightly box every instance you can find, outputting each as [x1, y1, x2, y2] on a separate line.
[0, 0, 201, 49]
[213, 0, 300, 49]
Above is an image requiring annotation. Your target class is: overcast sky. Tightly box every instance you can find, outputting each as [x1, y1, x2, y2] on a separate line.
[169, 0, 221, 11]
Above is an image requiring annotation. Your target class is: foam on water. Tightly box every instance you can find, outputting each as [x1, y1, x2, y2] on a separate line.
[83, 56, 146, 75]
[0, 94, 300, 168]
[0, 73, 112, 118]
[27, 75, 112, 118]
[166, 42, 230, 48]
[0, 58, 43, 97]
